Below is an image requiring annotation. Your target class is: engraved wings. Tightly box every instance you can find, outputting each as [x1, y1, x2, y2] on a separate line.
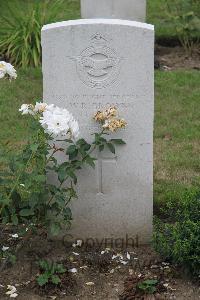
[81, 56, 116, 77]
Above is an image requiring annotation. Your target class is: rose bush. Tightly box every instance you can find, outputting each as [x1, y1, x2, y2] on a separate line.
[0, 64, 127, 236]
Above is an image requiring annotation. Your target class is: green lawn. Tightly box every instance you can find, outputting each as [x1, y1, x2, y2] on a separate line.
[0, 0, 199, 40]
[0, 69, 199, 210]
[154, 71, 200, 209]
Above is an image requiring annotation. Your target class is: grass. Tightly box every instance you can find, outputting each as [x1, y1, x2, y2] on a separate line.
[0, 0, 199, 40]
[0, 69, 42, 149]
[0, 69, 199, 210]
[154, 70, 200, 208]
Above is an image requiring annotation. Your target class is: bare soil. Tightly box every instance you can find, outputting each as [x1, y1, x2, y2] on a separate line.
[0, 227, 199, 300]
[155, 45, 200, 70]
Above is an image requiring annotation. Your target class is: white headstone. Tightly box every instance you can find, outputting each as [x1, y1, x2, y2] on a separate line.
[42, 19, 154, 245]
[81, 0, 146, 22]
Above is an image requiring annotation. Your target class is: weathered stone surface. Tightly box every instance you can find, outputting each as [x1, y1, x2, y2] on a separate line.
[42, 19, 154, 244]
[81, 0, 146, 22]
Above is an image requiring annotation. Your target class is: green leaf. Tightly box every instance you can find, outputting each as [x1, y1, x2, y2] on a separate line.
[143, 279, 158, 285]
[99, 144, 104, 152]
[66, 145, 78, 160]
[66, 169, 77, 184]
[84, 156, 97, 169]
[0, 193, 10, 205]
[50, 223, 61, 236]
[107, 143, 115, 154]
[7, 254, 16, 265]
[56, 264, 66, 273]
[37, 274, 49, 286]
[30, 144, 39, 152]
[51, 274, 61, 285]
[110, 139, 126, 145]
[34, 174, 46, 183]
[19, 208, 34, 217]
[58, 168, 68, 183]
[39, 260, 49, 271]
[11, 214, 18, 225]
[66, 145, 77, 155]
[63, 207, 72, 221]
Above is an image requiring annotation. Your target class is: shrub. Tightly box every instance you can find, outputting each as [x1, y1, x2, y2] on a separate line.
[0, 0, 64, 67]
[153, 190, 200, 277]
[0, 101, 126, 236]
[166, 0, 200, 53]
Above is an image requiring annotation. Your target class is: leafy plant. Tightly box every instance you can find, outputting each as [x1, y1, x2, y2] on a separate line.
[166, 0, 200, 53]
[0, 103, 126, 237]
[0, 0, 64, 67]
[153, 191, 200, 277]
[137, 279, 158, 294]
[37, 260, 66, 286]
[0, 249, 16, 266]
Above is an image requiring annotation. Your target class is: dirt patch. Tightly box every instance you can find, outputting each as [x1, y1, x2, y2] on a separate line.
[0, 227, 199, 300]
[155, 45, 200, 70]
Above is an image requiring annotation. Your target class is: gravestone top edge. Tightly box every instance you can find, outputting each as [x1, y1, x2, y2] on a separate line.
[42, 19, 154, 32]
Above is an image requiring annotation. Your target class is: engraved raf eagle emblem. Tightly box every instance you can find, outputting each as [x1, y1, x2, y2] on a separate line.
[73, 33, 121, 89]
[81, 56, 117, 77]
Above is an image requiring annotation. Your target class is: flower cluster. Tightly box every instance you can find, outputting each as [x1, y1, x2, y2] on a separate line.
[19, 102, 79, 139]
[94, 106, 117, 122]
[0, 61, 17, 80]
[40, 105, 79, 139]
[102, 118, 127, 132]
[94, 106, 127, 132]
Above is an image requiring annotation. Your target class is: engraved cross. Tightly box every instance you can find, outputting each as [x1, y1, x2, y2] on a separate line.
[96, 154, 117, 194]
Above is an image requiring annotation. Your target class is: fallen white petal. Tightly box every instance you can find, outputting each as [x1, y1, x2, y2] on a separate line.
[110, 269, 115, 274]
[10, 234, 18, 238]
[76, 240, 83, 247]
[120, 260, 128, 265]
[10, 293, 18, 298]
[72, 252, 79, 256]
[151, 265, 159, 269]
[6, 286, 17, 295]
[126, 252, 131, 260]
[72, 239, 83, 248]
[112, 255, 118, 260]
[69, 268, 77, 273]
[80, 265, 88, 269]
[162, 262, 170, 266]
[2, 246, 9, 251]
[85, 282, 95, 286]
